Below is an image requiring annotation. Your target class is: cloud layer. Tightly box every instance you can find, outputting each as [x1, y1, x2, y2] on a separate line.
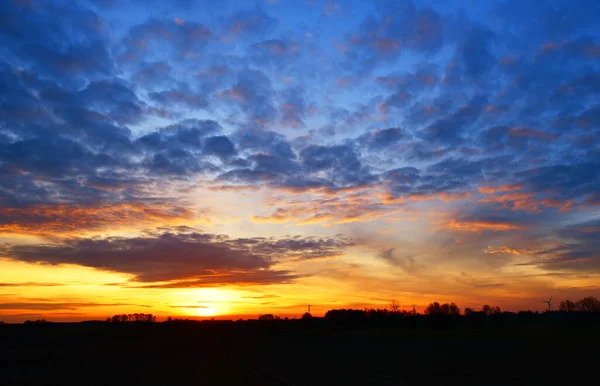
[1, 0, 599, 313]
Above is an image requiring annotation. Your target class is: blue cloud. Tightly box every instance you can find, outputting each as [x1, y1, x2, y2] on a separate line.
[0, 0, 599, 280]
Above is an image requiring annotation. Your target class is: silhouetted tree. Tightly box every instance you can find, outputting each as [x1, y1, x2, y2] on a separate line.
[390, 300, 401, 313]
[481, 305, 501, 315]
[425, 302, 441, 315]
[464, 307, 474, 315]
[258, 314, 275, 321]
[576, 296, 600, 312]
[107, 313, 156, 323]
[24, 319, 49, 324]
[425, 302, 460, 316]
[301, 312, 312, 320]
[559, 300, 577, 312]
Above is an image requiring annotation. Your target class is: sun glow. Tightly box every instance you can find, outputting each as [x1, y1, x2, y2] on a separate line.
[195, 305, 218, 317]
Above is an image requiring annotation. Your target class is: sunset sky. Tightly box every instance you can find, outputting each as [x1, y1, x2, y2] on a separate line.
[1, 0, 599, 322]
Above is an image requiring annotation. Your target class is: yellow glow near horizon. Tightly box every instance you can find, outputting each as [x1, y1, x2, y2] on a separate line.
[195, 305, 218, 317]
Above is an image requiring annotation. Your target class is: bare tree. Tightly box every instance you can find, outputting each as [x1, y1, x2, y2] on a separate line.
[576, 296, 600, 312]
[559, 300, 576, 312]
[390, 300, 401, 313]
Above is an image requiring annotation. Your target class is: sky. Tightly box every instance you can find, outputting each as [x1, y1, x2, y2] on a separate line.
[0, 0, 599, 322]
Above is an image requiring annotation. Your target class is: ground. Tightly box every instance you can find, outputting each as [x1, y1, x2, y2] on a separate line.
[0, 321, 597, 385]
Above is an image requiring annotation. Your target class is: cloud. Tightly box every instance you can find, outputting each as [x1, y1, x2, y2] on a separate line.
[139, 271, 301, 288]
[483, 246, 522, 256]
[0, 282, 66, 287]
[122, 18, 211, 60]
[445, 218, 527, 232]
[457, 24, 495, 78]
[2, 227, 353, 283]
[419, 97, 487, 144]
[220, 69, 276, 125]
[1, 0, 600, 307]
[0, 301, 150, 311]
[233, 129, 295, 159]
[358, 127, 404, 150]
[343, 1, 443, 72]
[534, 219, 600, 272]
[377, 248, 422, 274]
[221, 9, 277, 37]
[203, 136, 237, 160]
[478, 184, 524, 194]
[148, 88, 207, 109]
[0, 1, 113, 82]
[0, 203, 196, 236]
[250, 38, 300, 67]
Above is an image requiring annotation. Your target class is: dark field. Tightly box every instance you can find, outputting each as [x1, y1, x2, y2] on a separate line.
[1, 321, 598, 386]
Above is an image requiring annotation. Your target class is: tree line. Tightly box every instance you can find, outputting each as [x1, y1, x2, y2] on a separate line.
[4, 296, 598, 325]
[559, 297, 600, 312]
[106, 313, 157, 323]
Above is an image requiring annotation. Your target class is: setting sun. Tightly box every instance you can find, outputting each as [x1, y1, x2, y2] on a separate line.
[194, 305, 218, 317]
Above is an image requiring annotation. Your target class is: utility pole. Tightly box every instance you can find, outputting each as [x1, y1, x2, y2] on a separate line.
[308, 304, 311, 314]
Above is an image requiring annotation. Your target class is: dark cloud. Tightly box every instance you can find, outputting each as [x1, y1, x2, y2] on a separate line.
[221, 70, 276, 125]
[343, 1, 443, 73]
[233, 129, 295, 159]
[299, 144, 375, 188]
[519, 219, 600, 273]
[2, 228, 352, 284]
[148, 88, 208, 110]
[419, 96, 487, 144]
[250, 38, 301, 68]
[0, 1, 113, 83]
[495, 0, 600, 41]
[383, 156, 484, 199]
[358, 127, 404, 150]
[122, 18, 211, 60]
[221, 9, 277, 37]
[458, 24, 495, 78]
[517, 162, 600, 201]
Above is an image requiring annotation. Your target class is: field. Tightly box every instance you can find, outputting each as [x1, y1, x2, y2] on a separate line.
[1, 320, 597, 385]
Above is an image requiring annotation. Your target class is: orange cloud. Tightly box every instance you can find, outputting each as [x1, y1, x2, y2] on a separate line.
[478, 192, 541, 213]
[296, 213, 334, 225]
[483, 246, 522, 255]
[0, 203, 197, 236]
[208, 184, 261, 193]
[477, 184, 524, 194]
[577, 227, 600, 233]
[446, 219, 526, 232]
[382, 191, 471, 204]
[251, 211, 295, 224]
[541, 198, 574, 213]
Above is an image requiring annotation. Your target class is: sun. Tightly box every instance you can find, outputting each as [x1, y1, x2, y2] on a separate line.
[195, 305, 217, 317]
